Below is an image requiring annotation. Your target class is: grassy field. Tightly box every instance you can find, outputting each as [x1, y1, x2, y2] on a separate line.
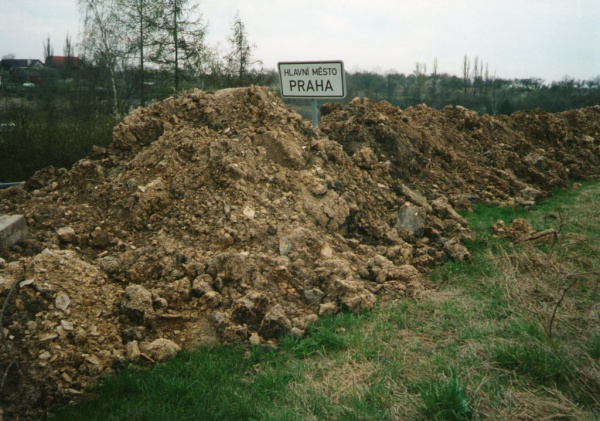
[50, 182, 600, 420]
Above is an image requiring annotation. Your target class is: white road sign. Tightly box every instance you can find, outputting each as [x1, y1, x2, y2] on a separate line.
[278, 61, 346, 98]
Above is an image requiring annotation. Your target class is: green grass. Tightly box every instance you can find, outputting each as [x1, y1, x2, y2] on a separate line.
[50, 182, 600, 420]
[589, 335, 600, 360]
[493, 343, 570, 385]
[413, 371, 471, 420]
[53, 346, 278, 420]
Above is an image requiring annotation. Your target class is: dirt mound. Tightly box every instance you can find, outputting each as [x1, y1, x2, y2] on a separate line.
[0, 87, 475, 419]
[2, 87, 599, 419]
[2, 87, 600, 419]
[320, 99, 600, 209]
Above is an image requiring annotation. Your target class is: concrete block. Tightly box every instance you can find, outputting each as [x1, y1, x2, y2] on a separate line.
[0, 215, 28, 248]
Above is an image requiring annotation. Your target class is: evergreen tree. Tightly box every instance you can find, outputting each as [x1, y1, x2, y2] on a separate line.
[151, 0, 208, 93]
[224, 12, 263, 87]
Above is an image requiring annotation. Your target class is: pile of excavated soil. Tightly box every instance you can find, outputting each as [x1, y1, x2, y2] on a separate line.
[320, 99, 600, 209]
[0, 87, 598, 419]
[0, 87, 471, 419]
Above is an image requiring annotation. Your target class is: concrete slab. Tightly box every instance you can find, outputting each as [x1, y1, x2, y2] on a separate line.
[0, 215, 28, 248]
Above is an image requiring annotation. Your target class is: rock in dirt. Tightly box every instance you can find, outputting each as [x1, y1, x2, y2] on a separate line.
[0, 214, 28, 248]
[491, 218, 558, 245]
[121, 285, 155, 324]
[140, 338, 181, 361]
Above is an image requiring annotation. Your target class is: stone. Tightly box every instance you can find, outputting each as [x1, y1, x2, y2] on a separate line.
[396, 204, 426, 238]
[202, 291, 222, 308]
[520, 187, 543, 203]
[73, 327, 87, 345]
[19, 279, 34, 288]
[140, 338, 181, 361]
[319, 244, 333, 259]
[243, 206, 256, 219]
[90, 227, 111, 248]
[289, 327, 304, 338]
[304, 288, 325, 305]
[39, 333, 58, 342]
[126, 340, 141, 362]
[398, 184, 432, 212]
[60, 320, 74, 331]
[57, 227, 77, 243]
[55, 293, 71, 311]
[318, 302, 339, 316]
[121, 285, 155, 324]
[259, 304, 292, 339]
[375, 264, 422, 283]
[230, 292, 270, 326]
[443, 238, 471, 261]
[153, 297, 168, 310]
[0, 215, 28, 248]
[279, 236, 292, 256]
[99, 256, 121, 274]
[191, 274, 214, 297]
[161, 277, 191, 304]
[430, 197, 468, 226]
[249, 332, 261, 346]
[334, 278, 376, 313]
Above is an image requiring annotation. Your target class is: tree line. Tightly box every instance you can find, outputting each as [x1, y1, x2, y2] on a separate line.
[77, 0, 264, 117]
[340, 56, 600, 115]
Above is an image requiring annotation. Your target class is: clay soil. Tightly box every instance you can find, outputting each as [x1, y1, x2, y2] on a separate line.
[0, 87, 599, 419]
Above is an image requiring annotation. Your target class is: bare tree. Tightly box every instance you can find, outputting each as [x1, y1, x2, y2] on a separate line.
[63, 34, 74, 58]
[63, 34, 75, 74]
[489, 70, 499, 115]
[43, 36, 54, 61]
[484, 62, 490, 96]
[462, 55, 471, 104]
[116, 0, 163, 105]
[413, 62, 427, 103]
[152, 0, 208, 92]
[79, 0, 127, 117]
[430, 58, 439, 107]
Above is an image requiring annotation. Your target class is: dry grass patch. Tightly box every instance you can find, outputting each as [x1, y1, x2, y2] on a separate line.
[494, 387, 592, 420]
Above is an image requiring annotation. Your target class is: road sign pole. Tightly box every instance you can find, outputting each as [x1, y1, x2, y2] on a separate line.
[277, 61, 346, 129]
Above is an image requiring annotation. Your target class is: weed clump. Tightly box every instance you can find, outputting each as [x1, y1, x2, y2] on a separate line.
[414, 371, 471, 420]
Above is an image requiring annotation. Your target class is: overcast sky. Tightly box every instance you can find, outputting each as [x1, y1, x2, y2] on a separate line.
[1, 0, 598, 83]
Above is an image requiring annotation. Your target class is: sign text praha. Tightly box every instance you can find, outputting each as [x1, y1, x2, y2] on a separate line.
[278, 61, 346, 98]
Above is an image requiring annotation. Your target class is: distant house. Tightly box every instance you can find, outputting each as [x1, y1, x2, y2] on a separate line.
[0, 58, 44, 71]
[45, 55, 80, 70]
[0, 59, 44, 84]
